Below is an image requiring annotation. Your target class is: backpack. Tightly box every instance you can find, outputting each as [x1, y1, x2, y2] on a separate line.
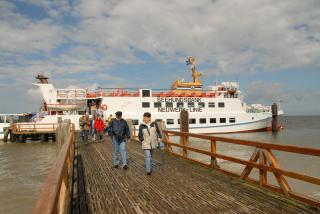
[111, 119, 125, 141]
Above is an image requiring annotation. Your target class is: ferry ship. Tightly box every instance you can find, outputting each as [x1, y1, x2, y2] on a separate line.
[26, 57, 282, 134]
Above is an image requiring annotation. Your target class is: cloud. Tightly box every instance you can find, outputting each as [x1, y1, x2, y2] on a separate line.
[0, 0, 320, 114]
[243, 81, 286, 104]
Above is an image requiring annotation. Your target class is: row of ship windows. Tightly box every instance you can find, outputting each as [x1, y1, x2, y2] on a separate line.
[132, 117, 236, 125]
[142, 102, 225, 108]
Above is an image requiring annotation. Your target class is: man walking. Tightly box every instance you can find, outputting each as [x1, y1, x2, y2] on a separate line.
[138, 112, 163, 175]
[80, 112, 90, 145]
[108, 111, 131, 169]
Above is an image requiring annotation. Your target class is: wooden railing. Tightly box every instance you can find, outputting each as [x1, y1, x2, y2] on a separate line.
[33, 123, 76, 214]
[162, 130, 320, 207]
[12, 123, 57, 134]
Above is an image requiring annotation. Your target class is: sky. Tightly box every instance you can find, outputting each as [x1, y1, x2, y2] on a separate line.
[0, 0, 319, 115]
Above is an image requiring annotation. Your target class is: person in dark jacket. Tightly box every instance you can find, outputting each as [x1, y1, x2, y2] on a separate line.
[108, 111, 131, 169]
[138, 112, 163, 175]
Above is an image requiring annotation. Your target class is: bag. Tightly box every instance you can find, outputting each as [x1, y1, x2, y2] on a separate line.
[112, 119, 125, 141]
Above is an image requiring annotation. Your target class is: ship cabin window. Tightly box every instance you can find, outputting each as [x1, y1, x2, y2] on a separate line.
[166, 102, 173, 108]
[154, 102, 161, 108]
[155, 119, 163, 123]
[208, 102, 215, 108]
[218, 102, 225, 108]
[229, 118, 236, 123]
[198, 102, 205, 108]
[132, 119, 139, 125]
[142, 102, 150, 108]
[142, 90, 151, 97]
[177, 119, 180, 124]
[0, 116, 4, 123]
[199, 118, 206, 124]
[167, 119, 174, 125]
[189, 118, 196, 124]
[220, 118, 226, 123]
[177, 102, 184, 108]
[210, 118, 216, 123]
[188, 102, 195, 108]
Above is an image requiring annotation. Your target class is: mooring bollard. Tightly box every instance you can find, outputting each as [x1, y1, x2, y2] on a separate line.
[271, 103, 278, 132]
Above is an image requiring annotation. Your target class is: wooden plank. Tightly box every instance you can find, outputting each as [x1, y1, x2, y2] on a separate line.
[263, 149, 292, 194]
[73, 138, 320, 213]
[259, 150, 267, 187]
[240, 149, 259, 179]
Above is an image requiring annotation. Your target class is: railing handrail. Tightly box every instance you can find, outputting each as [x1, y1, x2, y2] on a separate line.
[14, 123, 58, 126]
[33, 124, 75, 214]
[162, 130, 320, 208]
[165, 130, 320, 156]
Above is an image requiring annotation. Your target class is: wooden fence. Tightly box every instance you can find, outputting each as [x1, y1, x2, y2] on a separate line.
[33, 123, 76, 214]
[12, 123, 57, 134]
[162, 130, 320, 207]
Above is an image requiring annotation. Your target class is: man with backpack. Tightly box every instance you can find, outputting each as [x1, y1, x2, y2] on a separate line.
[108, 111, 131, 170]
[138, 112, 163, 175]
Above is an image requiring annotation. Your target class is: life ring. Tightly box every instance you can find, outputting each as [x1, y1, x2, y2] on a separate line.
[101, 104, 108, 111]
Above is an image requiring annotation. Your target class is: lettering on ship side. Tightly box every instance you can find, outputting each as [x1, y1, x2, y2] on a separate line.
[156, 97, 203, 113]
[157, 97, 202, 103]
[158, 108, 203, 112]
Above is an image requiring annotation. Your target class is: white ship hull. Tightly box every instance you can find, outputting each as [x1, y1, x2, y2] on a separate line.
[18, 112, 272, 134]
[0, 123, 9, 140]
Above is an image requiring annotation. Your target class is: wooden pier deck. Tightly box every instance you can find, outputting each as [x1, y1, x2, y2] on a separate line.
[71, 138, 318, 214]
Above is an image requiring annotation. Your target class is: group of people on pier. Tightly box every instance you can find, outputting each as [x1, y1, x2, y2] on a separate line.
[79, 111, 164, 175]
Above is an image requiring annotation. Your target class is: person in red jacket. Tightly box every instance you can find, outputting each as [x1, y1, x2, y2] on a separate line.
[94, 114, 105, 141]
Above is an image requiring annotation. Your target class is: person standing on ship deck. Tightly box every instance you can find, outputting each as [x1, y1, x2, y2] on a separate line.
[138, 112, 163, 175]
[108, 111, 131, 170]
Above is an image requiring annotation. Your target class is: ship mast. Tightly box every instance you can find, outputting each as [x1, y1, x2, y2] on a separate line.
[36, 74, 49, 84]
[186, 56, 202, 85]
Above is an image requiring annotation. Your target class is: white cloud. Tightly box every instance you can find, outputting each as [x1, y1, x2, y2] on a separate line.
[243, 81, 286, 104]
[0, 0, 320, 114]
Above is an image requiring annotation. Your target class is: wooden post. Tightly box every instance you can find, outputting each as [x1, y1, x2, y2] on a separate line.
[126, 119, 134, 138]
[3, 127, 9, 142]
[182, 135, 188, 158]
[180, 110, 189, 132]
[157, 121, 171, 152]
[271, 103, 278, 132]
[259, 150, 267, 186]
[210, 138, 219, 168]
[180, 110, 189, 150]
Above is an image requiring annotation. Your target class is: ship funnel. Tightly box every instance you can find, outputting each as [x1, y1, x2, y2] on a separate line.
[36, 74, 49, 84]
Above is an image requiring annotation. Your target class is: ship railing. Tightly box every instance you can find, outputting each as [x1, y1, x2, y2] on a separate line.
[57, 89, 87, 99]
[162, 130, 320, 207]
[92, 88, 224, 98]
[94, 88, 141, 97]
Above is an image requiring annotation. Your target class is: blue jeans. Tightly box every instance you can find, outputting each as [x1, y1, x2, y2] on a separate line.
[144, 149, 153, 173]
[112, 137, 127, 166]
[83, 130, 89, 144]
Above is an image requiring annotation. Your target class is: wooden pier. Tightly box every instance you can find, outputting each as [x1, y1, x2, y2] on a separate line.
[3, 123, 57, 142]
[33, 124, 320, 214]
